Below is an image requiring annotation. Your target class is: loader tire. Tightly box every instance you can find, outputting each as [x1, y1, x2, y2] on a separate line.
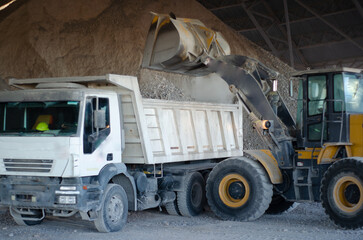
[206, 157, 272, 221]
[321, 158, 363, 229]
[177, 172, 206, 217]
[265, 194, 294, 214]
[94, 184, 128, 232]
[165, 198, 181, 216]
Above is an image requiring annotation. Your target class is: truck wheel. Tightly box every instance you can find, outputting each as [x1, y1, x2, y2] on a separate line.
[321, 158, 363, 229]
[206, 157, 272, 221]
[11, 208, 43, 226]
[265, 194, 294, 214]
[94, 184, 128, 232]
[177, 172, 206, 217]
[165, 198, 181, 216]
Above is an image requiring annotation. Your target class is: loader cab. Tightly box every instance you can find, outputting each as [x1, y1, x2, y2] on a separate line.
[294, 68, 363, 148]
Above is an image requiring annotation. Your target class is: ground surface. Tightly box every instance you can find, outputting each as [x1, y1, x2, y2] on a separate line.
[0, 203, 362, 240]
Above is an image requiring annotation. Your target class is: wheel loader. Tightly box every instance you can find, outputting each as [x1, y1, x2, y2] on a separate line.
[143, 13, 363, 229]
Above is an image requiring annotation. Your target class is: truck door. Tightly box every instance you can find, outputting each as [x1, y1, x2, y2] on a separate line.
[80, 95, 122, 175]
[83, 97, 111, 154]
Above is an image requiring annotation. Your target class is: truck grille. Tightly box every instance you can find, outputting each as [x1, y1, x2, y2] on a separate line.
[3, 159, 53, 173]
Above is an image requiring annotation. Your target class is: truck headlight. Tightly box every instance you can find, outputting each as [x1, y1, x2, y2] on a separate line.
[58, 195, 77, 204]
[60, 186, 77, 191]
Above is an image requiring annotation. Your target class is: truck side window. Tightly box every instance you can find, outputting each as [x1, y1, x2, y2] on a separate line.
[83, 97, 110, 154]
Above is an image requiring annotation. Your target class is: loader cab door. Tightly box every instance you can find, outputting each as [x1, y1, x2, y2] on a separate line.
[298, 72, 349, 148]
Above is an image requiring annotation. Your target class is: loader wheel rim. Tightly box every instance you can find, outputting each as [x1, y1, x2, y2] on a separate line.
[219, 173, 250, 208]
[333, 176, 363, 214]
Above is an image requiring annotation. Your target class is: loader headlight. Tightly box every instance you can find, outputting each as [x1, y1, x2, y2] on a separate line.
[58, 195, 77, 204]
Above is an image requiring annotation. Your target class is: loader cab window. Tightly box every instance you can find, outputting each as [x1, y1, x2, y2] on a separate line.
[308, 75, 327, 116]
[307, 75, 327, 141]
[333, 74, 345, 112]
[83, 97, 110, 154]
[343, 73, 363, 113]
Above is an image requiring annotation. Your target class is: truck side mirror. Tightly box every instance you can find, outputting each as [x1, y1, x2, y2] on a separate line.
[94, 110, 106, 129]
[289, 79, 294, 98]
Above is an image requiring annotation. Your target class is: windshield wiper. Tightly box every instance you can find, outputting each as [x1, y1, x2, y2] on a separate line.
[39, 132, 57, 136]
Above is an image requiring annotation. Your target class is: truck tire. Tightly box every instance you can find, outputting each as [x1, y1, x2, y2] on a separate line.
[265, 194, 294, 214]
[177, 172, 206, 217]
[206, 157, 272, 221]
[321, 158, 363, 229]
[94, 184, 128, 232]
[165, 198, 181, 216]
[11, 208, 44, 226]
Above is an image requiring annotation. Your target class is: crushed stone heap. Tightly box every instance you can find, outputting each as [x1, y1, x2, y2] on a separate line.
[0, 0, 295, 149]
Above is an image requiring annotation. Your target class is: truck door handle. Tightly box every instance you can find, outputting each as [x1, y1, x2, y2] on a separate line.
[107, 153, 113, 161]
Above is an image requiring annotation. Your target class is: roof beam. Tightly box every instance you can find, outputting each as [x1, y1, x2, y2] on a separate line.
[261, 0, 308, 67]
[352, 0, 363, 18]
[209, 3, 243, 11]
[240, 2, 279, 56]
[295, 0, 363, 52]
[250, 10, 274, 22]
[0, 0, 16, 11]
[283, 0, 294, 68]
[310, 56, 363, 68]
[210, 1, 261, 12]
[297, 37, 363, 50]
[236, 8, 356, 33]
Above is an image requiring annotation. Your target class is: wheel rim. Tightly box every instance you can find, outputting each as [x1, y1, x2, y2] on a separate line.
[191, 182, 203, 207]
[218, 173, 250, 208]
[333, 176, 363, 214]
[106, 195, 124, 223]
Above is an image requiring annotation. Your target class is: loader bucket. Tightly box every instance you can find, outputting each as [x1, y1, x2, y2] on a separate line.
[142, 12, 230, 76]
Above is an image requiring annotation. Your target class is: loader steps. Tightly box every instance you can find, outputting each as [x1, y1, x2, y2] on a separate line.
[292, 166, 315, 201]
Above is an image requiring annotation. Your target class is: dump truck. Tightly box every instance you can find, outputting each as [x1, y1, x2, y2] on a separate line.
[0, 74, 245, 232]
[141, 13, 363, 229]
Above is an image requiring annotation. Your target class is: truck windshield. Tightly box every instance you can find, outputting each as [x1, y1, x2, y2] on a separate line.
[0, 101, 80, 136]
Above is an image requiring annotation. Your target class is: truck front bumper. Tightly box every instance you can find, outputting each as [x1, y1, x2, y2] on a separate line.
[0, 176, 102, 213]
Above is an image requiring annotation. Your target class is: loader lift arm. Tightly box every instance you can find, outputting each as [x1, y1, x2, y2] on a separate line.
[142, 13, 296, 168]
[203, 56, 296, 168]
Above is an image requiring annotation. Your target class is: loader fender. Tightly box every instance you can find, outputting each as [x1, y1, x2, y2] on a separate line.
[244, 150, 283, 184]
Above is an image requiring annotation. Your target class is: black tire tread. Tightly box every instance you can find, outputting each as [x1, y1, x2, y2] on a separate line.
[165, 199, 181, 216]
[177, 172, 206, 217]
[320, 158, 363, 229]
[265, 194, 294, 215]
[206, 157, 273, 221]
[94, 184, 128, 232]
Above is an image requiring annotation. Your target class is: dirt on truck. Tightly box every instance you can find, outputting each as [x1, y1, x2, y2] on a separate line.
[0, 13, 362, 233]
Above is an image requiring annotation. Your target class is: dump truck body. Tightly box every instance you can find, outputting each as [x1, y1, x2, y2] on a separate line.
[0, 74, 243, 231]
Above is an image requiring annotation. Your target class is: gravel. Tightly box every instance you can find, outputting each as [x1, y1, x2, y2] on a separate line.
[139, 73, 192, 101]
[0, 203, 361, 240]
